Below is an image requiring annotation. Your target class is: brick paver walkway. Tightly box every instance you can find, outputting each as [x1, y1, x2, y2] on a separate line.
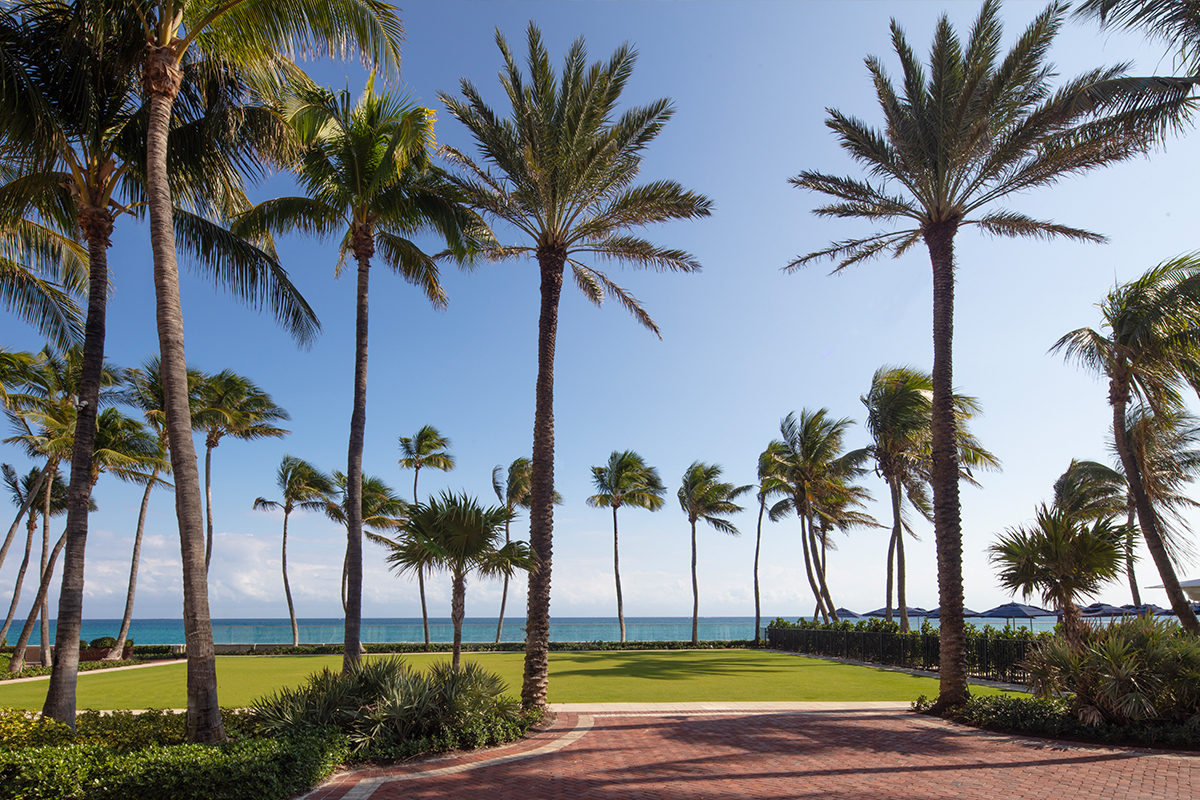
[302, 707, 1200, 800]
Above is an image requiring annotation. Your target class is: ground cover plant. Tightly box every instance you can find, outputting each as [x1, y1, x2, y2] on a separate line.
[0, 650, 1020, 710]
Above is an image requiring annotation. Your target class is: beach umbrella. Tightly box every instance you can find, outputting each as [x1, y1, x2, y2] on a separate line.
[862, 606, 929, 617]
[926, 606, 980, 618]
[1079, 602, 1130, 617]
[1146, 577, 1200, 603]
[835, 607, 861, 618]
[979, 602, 1053, 619]
[1120, 603, 1170, 616]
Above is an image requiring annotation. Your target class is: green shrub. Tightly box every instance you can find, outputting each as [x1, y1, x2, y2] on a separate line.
[88, 638, 117, 650]
[0, 709, 74, 750]
[250, 657, 531, 760]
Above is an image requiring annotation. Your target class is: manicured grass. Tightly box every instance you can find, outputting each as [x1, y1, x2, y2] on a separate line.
[0, 650, 1022, 710]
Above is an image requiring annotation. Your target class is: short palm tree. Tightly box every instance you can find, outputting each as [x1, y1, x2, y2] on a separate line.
[441, 24, 713, 707]
[375, 492, 534, 668]
[772, 409, 869, 623]
[785, 0, 1188, 708]
[195, 370, 289, 572]
[587, 451, 666, 642]
[254, 456, 336, 647]
[989, 504, 1125, 648]
[398, 424, 457, 647]
[678, 462, 751, 646]
[236, 80, 480, 672]
[862, 366, 998, 631]
[1053, 256, 1200, 633]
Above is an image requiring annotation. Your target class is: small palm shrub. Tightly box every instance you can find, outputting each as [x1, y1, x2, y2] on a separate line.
[250, 657, 528, 760]
[1025, 614, 1200, 725]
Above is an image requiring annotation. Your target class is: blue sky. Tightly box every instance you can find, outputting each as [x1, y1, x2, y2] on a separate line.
[3, 1, 1199, 627]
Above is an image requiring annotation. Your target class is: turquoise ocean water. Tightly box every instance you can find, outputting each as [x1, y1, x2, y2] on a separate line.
[13, 616, 768, 646]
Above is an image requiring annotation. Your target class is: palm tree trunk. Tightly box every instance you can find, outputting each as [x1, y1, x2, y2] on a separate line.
[798, 511, 827, 622]
[204, 441, 214, 572]
[39, 482, 52, 669]
[1111, 392, 1200, 633]
[886, 478, 901, 624]
[0, 467, 48, 574]
[924, 219, 969, 711]
[9, 531, 65, 673]
[109, 477, 155, 659]
[690, 518, 700, 646]
[417, 567, 430, 648]
[495, 519, 510, 644]
[897, 523, 909, 633]
[344, 242, 372, 671]
[145, 44, 225, 744]
[813, 525, 838, 622]
[522, 246, 564, 709]
[753, 496, 765, 645]
[1125, 505, 1141, 607]
[1062, 600, 1084, 651]
[451, 569, 466, 669]
[0, 519, 36, 647]
[613, 506, 625, 643]
[282, 510, 298, 647]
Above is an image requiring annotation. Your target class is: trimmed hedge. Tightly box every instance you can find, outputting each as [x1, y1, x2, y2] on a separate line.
[0, 731, 348, 800]
[0, 660, 146, 682]
[205, 639, 755, 656]
[916, 693, 1200, 750]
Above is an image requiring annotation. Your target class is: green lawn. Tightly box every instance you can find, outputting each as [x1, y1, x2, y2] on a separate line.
[0, 650, 1022, 710]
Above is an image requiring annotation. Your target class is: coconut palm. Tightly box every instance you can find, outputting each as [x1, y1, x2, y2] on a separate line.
[398, 425, 456, 647]
[587, 451, 666, 642]
[195, 370, 289, 572]
[862, 366, 999, 631]
[235, 81, 481, 673]
[0, 466, 69, 656]
[771, 409, 869, 624]
[753, 442, 788, 644]
[786, 0, 1190, 708]
[678, 462, 751, 646]
[327, 472, 407, 622]
[1053, 256, 1200, 633]
[253, 456, 335, 646]
[989, 504, 1125, 648]
[441, 24, 713, 707]
[375, 492, 534, 668]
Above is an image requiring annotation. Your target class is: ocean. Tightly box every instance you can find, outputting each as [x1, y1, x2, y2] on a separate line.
[8, 616, 767, 646]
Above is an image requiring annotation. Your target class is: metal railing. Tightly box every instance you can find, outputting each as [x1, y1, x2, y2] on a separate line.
[766, 627, 1032, 684]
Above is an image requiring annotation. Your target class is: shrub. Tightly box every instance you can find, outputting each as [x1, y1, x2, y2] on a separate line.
[88, 637, 117, 650]
[250, 656, 531, 761]
[1024, 614, 1200, 726]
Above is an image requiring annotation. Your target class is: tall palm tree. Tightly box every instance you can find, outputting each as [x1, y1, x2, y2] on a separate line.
[786, 0, 1190, 708]
[0, 465, 69, 653]
[678, 462, 751, 646]
[253, 456, 335, 646]
[772, 409, 869, 624]
[195, 370, 289, 572]
[587, 451, 666, 642]
[753, 441, 788, 644]
[136, 0, 392, 744]
[989, 504, 1125, 648]
[398, 424, 456, 647]
[1053, 257, 1200, 633]
[441, 24, 712, 707]
[375, 492, 535, 668]
[236, 81, 479, 673]
[862, 366, 999, 630]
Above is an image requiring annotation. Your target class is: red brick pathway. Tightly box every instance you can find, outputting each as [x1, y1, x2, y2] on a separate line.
[303, 710, 1200, 799]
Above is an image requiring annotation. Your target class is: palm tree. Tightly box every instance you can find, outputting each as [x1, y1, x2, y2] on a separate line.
[253, 456, 335, 647]
[1076, 1, 1200, 72]
[0, 465, 69, 653]
[375, 492, 535, 668]
[235, 81, 480, 673]
[772, 410, 869, 624]
[441, 24, 713, 707]
[398, 425, 457, 647]
[753, 442, 788, 645]
[586, 451, 666, 642]
[195, 370, 289, 572]
[136, 0, 394, 744]
[1053, 257, 1200, 633]
[678, 462, 751, 646]
[862, 366, 999, 631]
[989, 504, 1125, 648]
[785, 0, 1189, 708]
[327, 471, 407, 624]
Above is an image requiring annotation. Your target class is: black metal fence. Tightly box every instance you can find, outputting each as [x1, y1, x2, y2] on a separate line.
[765, 627, 1033, 684]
